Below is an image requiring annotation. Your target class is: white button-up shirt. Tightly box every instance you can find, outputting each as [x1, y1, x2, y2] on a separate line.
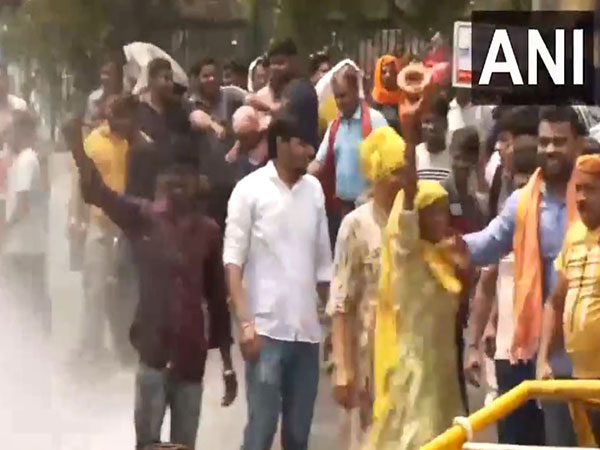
[223, 161, 332, 343]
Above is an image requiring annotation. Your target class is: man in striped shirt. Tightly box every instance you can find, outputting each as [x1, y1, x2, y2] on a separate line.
[415, 94, 451, 182]
[538, 154, 600, 443]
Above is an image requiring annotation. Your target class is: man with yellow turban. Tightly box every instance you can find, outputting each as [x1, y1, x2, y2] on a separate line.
[327, 126, 408, 449]
[538, 154, 600, 445]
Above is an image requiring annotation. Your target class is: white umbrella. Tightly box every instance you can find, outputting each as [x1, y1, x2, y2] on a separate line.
[122, 42, 189, 95]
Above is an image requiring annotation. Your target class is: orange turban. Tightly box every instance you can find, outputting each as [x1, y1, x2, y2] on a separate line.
[576, 154, 600, 174]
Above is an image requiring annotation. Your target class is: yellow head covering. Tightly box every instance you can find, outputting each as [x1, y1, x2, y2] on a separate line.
[359, 126, 406, 182]
[373, 180, 460, 426]
[415, 179, 449, 210]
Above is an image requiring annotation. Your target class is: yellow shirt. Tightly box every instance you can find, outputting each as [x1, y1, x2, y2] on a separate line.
[83, 123, 129, 230]
[555, 220, 600, 379]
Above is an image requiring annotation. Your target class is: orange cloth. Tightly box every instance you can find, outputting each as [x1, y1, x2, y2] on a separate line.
[576, 154, 600, 174]
[371, 55, 403, 106]
[511, 168, 578, 361]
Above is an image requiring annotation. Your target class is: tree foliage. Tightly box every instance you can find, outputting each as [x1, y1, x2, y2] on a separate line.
[239, 0, 470, 54]
[1, 0, 182, 91]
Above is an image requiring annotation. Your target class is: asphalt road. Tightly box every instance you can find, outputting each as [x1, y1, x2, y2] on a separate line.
[1, 153, 495, 450]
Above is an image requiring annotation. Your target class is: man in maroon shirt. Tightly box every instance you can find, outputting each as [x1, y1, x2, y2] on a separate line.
[64, 122, 237, 450]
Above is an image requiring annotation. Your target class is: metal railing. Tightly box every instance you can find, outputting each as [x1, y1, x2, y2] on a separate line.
[421, 380, 600, 450]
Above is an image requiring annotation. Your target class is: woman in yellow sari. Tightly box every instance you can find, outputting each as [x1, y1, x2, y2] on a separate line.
[367, 159, 469, 450]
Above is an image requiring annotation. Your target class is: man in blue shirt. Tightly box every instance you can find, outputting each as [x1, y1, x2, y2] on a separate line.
[308, 66, 387, 244]
[462, 106, 585, 446]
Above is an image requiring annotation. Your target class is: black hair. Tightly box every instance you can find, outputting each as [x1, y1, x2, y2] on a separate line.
[282, 79, 319, 150]
[513, 135, 539, 175]
[267, 112, 304, 160]
[497, 106, 539, 138]
[148, 58, 172, 81]
[109, 94, 138, 118]
[267, 38, 298, 59]
[538, 105, 585, 137]
[309, 51, 330, 76]
[429, 93, 450, 119]
[189, 57, 217, 78]
[225, 59, 248, 77]
[332, 65, 359, 91]
[450, 126, 479, 157]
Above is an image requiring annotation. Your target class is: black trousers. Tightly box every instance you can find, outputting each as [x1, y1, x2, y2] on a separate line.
[495, 360, 545, 445]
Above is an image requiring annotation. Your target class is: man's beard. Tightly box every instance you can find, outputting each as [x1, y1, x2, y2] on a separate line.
[539, 153, 574, 184]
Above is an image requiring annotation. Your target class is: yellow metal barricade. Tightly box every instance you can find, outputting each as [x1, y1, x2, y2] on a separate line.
[421, 380, 600, 450]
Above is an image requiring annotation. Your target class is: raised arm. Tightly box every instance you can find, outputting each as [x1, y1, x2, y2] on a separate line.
[63, 119, 145, 234]
[393, 96, 420, 252]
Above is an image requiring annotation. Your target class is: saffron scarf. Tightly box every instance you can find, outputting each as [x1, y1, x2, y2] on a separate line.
[371, 55, 403, 106]
[373, 181, 462, 421]
[511, 168, 578, 362]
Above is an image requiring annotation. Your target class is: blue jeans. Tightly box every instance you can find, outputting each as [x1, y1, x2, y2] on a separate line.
[242, 337, 320, 450]
[542, 399, 577, 446]
[134, 362, 203, 450]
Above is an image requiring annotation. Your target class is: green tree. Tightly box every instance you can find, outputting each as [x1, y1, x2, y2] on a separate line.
[1, 0, 184, 92]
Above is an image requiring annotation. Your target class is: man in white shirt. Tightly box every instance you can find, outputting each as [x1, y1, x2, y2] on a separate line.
[1, 110, 48, 335]
[224, 90, 332, 450]
[416, 94, 452, 181]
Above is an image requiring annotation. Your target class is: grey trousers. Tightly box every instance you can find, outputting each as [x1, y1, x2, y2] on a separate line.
[134, 362, 204, 450]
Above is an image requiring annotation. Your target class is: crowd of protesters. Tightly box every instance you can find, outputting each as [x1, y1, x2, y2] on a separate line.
[2, 30, 600, 450]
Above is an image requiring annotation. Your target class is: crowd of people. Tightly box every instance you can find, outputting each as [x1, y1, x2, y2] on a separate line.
[2, 31, 600, 450]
